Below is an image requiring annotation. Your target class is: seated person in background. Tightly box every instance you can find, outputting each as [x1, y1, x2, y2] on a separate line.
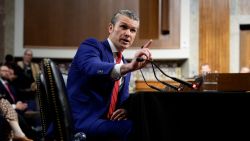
[17, 49, 40, 110]
[8, 65, 41, 129]
[67, 9, 152, 141]
[4, 54, 14, 65]
[0, 97, 33, 141]
[4, 54, 23, 77]
[192, 63, 212, 90]
[17, 49, 40, 86]
[0, 65, 36, 139]
[200, 63, 211, 75]
[0, 65, 28, 111]
[240, 66, 250, 73]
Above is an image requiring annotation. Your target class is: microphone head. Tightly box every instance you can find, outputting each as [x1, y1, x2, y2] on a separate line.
[193, 76, 204, 90]
[192, 84, 198, 89]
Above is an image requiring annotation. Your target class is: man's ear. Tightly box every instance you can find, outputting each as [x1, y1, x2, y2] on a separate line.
[108, 23, 114, 33]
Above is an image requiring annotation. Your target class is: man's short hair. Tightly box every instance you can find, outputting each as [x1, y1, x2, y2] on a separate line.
[24, 49, 33, 56]
[111, 9, 139, 25]
[5, 54, 14, 62]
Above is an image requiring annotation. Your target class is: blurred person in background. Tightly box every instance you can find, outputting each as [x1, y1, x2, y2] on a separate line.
[200, 63, 212, 75]
[240, 66, 250, 73]
[0, 97, 33, 141]
[0, 64, 36, 140]
[17, 49, 40, 112]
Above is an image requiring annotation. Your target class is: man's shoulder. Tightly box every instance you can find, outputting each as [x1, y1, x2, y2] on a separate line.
[81, 38, 108, 46]
[31, 62, 39, 67]
[82, 38, 100, 44]
[79, 38, 109, 51]
[17, 61, 22, 65]
[16, 61, 23, 68]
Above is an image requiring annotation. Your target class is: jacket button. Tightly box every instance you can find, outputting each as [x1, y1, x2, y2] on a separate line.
[97, 70, 103, 74]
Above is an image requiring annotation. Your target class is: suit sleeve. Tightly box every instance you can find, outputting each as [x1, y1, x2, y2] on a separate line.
[74, 38, 115, 79]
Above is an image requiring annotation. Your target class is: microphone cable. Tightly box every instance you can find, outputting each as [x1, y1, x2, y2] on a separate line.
[137, 57, 197, 90]
[149, 60, 197, 90]
[139, 69, 165, 92]
[151, 63, 179, 91]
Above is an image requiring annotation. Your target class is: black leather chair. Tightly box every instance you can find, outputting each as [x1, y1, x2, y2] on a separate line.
[36, 58, 86, 141]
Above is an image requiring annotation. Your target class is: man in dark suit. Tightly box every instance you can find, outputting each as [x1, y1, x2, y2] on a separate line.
[0, 65, 37, 139]
[67, 9, 152, 140]
[0, 65, 28, 111]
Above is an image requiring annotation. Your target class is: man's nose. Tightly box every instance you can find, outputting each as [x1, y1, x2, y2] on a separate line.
[124, 29, 131, 36]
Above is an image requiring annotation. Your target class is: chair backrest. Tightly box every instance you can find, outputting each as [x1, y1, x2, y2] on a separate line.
[36, 58, 74, 140]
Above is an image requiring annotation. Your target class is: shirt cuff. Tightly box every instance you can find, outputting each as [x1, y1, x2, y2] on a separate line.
[12, 104, 16, 109]
[111, 64, 123, 80]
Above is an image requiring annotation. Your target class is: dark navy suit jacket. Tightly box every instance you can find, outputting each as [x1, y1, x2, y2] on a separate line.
[0, 80, 17, 104]
[67, 38, 131, 135]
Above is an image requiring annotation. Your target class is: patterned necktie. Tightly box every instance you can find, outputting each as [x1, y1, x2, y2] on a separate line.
[107, 52, 122, 119]
[4, 81, 15, 103]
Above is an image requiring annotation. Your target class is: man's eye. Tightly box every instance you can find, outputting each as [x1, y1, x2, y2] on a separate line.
[120, 25, 127, 29]
[131, 29, 137, 33]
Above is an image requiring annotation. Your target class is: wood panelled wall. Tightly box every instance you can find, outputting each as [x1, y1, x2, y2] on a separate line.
[139, 0, 159, 39]
[24, 0, 180, 49]
[24, 0, 138, 47]
[133, 0, 180, 49]
[199, 0, 230, 73]
[161, 0, 170, 35]
[240, 30, 250, 68]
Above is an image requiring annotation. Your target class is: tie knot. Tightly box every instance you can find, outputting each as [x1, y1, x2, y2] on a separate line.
[116, 52, 122, 63]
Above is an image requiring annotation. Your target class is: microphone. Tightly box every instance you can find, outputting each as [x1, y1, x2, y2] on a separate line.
[137, 57, 198, 90]
[169, 76, 198, 90]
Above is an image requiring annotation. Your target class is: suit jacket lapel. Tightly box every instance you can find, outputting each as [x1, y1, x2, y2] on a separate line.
[0, 81, 15, 103]
[102, 40, 114, 63]
[102, 39, 128, 64]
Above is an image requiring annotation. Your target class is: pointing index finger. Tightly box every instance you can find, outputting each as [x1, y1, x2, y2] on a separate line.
[141, 39, 153, 49]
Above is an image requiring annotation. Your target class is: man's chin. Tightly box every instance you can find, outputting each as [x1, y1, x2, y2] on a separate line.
[122, 43, 131, 48]
[121, 46, 129, 50]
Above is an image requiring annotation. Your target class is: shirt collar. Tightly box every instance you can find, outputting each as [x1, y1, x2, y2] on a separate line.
[107, 38, 119, 53]
[0, 78, 7, 84]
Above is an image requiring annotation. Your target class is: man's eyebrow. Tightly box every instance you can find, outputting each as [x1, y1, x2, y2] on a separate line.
[119, 22, 128, 25]
[119, 22, 137, 29]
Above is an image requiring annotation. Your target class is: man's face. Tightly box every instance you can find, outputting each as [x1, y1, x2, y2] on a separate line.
[201, 65, 211, 74]
[240, 67, 250, 73]
[0, 66, 10, 80]
[108, 15, 139, 52]
[23, 50, 33, 63]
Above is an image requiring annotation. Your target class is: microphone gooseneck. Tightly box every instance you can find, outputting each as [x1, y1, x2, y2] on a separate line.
[136, 57, 198, 90]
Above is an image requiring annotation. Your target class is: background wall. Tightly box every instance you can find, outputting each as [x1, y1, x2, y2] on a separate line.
[12, 0, 189, 61]
[230, 0, 250, 72]
[2, 0, 250, 77]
